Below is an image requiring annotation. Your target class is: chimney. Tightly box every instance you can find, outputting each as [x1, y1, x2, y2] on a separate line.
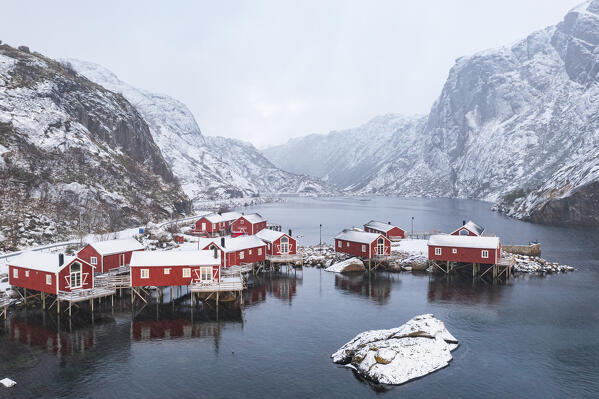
[213, 246, 218, 259]
[288, 229, 292, 237]
[58, 253, 64, 266]
[462, 220, 466, 226]
[242, 212, 245, 215]
[221, 237, 225, 248]
[388, 221, 391, 225]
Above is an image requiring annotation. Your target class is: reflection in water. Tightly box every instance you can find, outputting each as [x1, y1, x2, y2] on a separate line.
[333, 273, 394, 304]
[426, 275, 507, 305]
[244, 273, 301, 306]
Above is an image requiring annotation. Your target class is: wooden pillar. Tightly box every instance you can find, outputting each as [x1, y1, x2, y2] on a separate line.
[131, 288, 134, 305]
[170, 286, 173, 303]
[24, 288, 27, 306]
[111, 294, 114, 308]
[69, 303, 72, 317]
[57, 299, 60, 315]
[42, 292, 46, 310]
[90, 298, 94, 312]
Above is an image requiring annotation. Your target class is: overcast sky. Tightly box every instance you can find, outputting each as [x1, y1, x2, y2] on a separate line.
[1, 0, 582, 148]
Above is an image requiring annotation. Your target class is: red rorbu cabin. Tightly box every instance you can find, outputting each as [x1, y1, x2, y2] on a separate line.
[363, 220, 406, 240]
[255, 229, 297, 256]
[231, 213, 267, 235]
[129, 250, 221, 288]
[427, 235, 501, 265]
[203, 236, 266, 268]
[450, 220, 485, 237]
[77, 238, 144, 274]
[334, 229, 391, 258]
[8, 252, 95, 295]
[192, 212, 243, 237]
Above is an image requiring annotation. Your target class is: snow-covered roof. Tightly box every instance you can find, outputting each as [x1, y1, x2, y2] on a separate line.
[255, 228, 289, 243]
[206, 235, 266, 252]
[9, 252, 87, 273]
[238, 213, 266, 224]
[130, 250, 220, 267]
[364, 220, 403, 233]
[335, 229, 384, 244]
[427, 235, 499, 249]
[88, 238, 144, 255]
[451, 220, 484, 236]
[202, 212, 243, 223]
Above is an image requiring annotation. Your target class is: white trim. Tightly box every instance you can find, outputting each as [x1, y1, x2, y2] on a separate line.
[46, 274, 52, 285]
[90, 256, 98, 265]
[481, 250, 489, 259]
[183, 268, 191, 278]
[164, 268, 171, 275]
[435, 247, 442, 255]
[200, 267, 212, 281]
[140, 269, 149, 279]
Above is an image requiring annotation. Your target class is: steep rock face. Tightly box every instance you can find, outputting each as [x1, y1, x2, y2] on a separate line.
[0, 45, 189, 249]
[66, 59, 336, 202]
[264, 1, 599, 226]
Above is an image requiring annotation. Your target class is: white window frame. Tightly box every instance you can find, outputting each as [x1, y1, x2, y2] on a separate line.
[481, 250, 489, 258]
[258, 248, 262, 255]
[90, 256, 98, 265]
[25, 270, 29, 277]
[200, 267, 212, 281]
[435, 247, 442, 255]
[249, 249, 252, 255]
[164, 268, 171, 275]
[13, 268, 18, 278]
[239, 251, 245, 260]
[183, 268, 191, 278]
[337, 241, 341, 248]
[140, 269, 149, 279]
[346, 242, 349, 247]
[362, 244, 367, 252]
[46, 274, 52, 285]
[452, 248, 457, 254]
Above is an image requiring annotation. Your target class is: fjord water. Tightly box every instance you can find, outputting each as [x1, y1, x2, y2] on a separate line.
[1, 197, 598, 398]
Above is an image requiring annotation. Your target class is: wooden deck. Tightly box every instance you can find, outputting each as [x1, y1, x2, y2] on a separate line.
[221, 264, 254, 276]
[265, 254, 303, 263]
[0, 296, 15, 319]
[189, 277, 245, 293]
[58, 287, 116, 303]
[95, 273, 131, 289]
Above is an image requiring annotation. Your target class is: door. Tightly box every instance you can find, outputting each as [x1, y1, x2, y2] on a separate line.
[202, 222, 206, 231]
[280, 237, 289, 254]
[119, 254, 125, 267]
[377, 238, 385, 255]
[70, 262, 82, 289]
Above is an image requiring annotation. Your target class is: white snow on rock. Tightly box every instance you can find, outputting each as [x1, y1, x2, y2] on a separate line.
[332, 314, 458, 385]
[325, 257, 365, 273]
[0, 378, 16, 388]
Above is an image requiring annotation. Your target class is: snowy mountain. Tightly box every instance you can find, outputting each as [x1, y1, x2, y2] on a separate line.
[264, 1, 599, 226]
[0, 44, 190, 249]
[66, 59, 335, 202]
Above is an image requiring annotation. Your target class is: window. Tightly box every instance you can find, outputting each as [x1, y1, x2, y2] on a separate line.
[239, 251, 245, 260]
[90, 256, 98, 265]
[140, 269, 149, 279]
[70, 262, 82, 288]
[212, 223, 216, 229]
[183, 268, 191, 278]
[459, 229, 469, 236]
[164, 268, 171, 275]
[240, 219, 244, 224]
[258, 248, 262, 255]
[452, 248, 457, 254]
[346, 242, 349, 247]
[481, 250, 489, 258]
[13, 268, 18, 278]
[362, 244, 367, 252]
[200, 267, 212, 281]
[46, 274, 52, 285]
[435, 247, 442, 255]
[25, 270, 29, 277]
[337, 241, 341, 248]
[377, 237, 385, 255]
[249, 249, 252, 255]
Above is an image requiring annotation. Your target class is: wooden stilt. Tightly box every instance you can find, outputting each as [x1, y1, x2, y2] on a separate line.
[42, 292, 46, 310]
[57, 299, 60, 315]
[24, 288, 27, 306]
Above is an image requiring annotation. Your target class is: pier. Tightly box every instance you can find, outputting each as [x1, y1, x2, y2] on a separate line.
[429, 257, 515, 282]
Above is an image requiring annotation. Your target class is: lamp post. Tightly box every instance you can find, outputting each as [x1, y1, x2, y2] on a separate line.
[319, 224, 322, 251]
[411, 217, 414, 238]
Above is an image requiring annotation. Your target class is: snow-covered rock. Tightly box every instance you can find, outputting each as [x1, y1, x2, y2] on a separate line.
[325, 257, 365, 273]
[332, 314, 458, 385]
[0, 378, 16, 388]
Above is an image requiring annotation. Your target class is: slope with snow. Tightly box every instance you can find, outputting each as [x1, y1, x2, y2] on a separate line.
[66, 59, 336, 202]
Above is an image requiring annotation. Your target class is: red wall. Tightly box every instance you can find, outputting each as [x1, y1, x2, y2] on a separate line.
[77, 245, 143, 274]
[428, 245, 499, 264]
[364, 226, 405, 239]
[334, 236, 390, 258]
[9, 266, 57, 295]
[203, 243, 266, 267]
[58, 260, 94, 292]
[131, 265, 220, 287]
[265, 235, 297, 255]
[450, 227, 477, 236]
[231, 217, 267, 235]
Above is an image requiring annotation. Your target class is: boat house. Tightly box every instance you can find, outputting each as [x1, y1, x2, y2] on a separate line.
[427, 235, 501, 265]
[334, 229, 391, 258]
[77, 238, 144, 274]
[231, 213, 267, 235]
[203, 235, 266, 268]
[450, 220, 485, 237]
[363, 220, 406, 240]
[193, 212, 243, 237]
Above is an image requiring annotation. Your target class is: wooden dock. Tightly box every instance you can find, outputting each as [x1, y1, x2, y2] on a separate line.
[265, 254, 303, 264]
[429, 257, 515, 282]
[57, 287, 116, 316]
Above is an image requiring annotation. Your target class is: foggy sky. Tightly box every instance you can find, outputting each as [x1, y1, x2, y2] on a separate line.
[0, 0, 582, 148]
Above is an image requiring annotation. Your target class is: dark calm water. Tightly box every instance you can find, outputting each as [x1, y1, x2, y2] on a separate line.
[1, 197, 598, 398]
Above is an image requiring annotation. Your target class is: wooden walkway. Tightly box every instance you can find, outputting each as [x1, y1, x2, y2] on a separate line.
[189, 276, 245, 293]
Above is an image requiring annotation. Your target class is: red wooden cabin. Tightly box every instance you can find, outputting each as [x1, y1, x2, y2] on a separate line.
[130, 250, 221, 287]
[363, 220, 406, 240]
[255, 229, 296, 256]
[231, 213, 267, 235]
[77, 238, 144, 274]
[9, 252, 95, 295]
[203, 236, 266, 268]
[427, 235, 501, 265]
[334, 229, 391, 258]
[192, 212, 243, 236]
[450, 220, 485, 236]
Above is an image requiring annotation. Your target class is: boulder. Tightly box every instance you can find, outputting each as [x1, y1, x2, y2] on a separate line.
[325, 257, 365, 273]
[332, 314, 458, 385]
